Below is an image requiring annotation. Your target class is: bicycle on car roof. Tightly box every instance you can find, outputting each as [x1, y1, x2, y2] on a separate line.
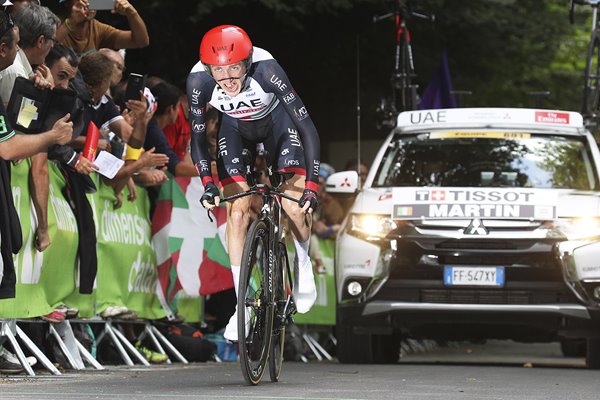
[569, 0, 600, 128]
[374, 0, 434, 129]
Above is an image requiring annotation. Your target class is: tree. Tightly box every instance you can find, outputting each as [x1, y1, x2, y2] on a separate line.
[118, 0, 589, 144]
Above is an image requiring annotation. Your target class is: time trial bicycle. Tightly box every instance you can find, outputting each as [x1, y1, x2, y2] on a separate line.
[217, 150, 299, 385]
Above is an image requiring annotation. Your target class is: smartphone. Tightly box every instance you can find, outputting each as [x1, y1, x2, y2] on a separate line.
[124, 73, 147, 103]
[88, 0, 115, 10]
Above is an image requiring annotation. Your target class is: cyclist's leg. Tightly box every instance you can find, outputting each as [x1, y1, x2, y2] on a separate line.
[217, 115, 254, 340]
[264, 108, 316, 313]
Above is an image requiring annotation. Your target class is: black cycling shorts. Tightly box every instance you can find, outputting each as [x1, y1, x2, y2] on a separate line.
[216, 104, 306, 186]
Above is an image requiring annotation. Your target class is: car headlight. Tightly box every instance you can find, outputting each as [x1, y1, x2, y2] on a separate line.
[554, 217, 600, 240]
[347, 213, 398, 241]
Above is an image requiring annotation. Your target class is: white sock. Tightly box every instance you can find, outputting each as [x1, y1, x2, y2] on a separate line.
[293, 239, 317, 313]
[224, 265, 241, 341]
[293, 238, 310, 267]
[230, 265, 240, 297]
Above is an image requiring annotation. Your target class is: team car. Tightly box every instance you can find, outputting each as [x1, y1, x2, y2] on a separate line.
[328, 108, 600, 367]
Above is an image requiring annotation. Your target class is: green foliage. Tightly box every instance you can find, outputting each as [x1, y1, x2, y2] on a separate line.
[124, 0, 595, 141]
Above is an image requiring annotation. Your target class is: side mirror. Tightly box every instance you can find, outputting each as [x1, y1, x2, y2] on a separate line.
[325, 171, 359, 194]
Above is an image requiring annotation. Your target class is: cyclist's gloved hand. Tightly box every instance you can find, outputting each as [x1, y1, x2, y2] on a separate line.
[200, 181, 220, 209]
[299, 188, 318, 214]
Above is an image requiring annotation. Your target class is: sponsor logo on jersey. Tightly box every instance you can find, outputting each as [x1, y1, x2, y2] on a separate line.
[283, 91, 296, 104]
[220, 99, 265, 112]
[190, 107, 203, 116]
[227, 168, 239, 175]
[285, 158, 300, 166]
[281, 148, 290, 156]
[294, 106, 308, 121]
[231, 158, 240, 164]
[288, 128, 301, 147]
[313, 160, 320, 177]
[218, 137, 228, 157]
[190, 88, 201, 105]
[270, 75, 288, 92]
[192, 122, 205, 133]
[199, 160, 209, 172]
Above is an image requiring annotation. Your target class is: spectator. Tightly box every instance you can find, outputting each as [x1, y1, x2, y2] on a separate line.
[338, 157, 369, 213]
[45, 43, 97, 174]
[98, 47, 125, 89]
[45, 43, 99, 299]
[109, 93, 168, 205]
[0, 9, 73, 303]
[0, 11, 73, 159]
[57, 0, 149, 56]
[6, 0, 39, 14]
[0, 4, 61, 252]
[344, 158, 369, 186]
[75, 50, 146, 149]
[0, 3, 58, 101]
[162, 86, 191, 162]
[143, 81, 197, 177]
[311, 163, 344, 239]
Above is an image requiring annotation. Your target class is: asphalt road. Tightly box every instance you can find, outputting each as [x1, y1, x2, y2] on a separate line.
[0, 341, 598, 400]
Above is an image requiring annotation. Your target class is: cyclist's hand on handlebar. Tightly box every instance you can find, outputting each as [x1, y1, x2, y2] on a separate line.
[299, 188, 318, 214]
[200, 182, 220, 210]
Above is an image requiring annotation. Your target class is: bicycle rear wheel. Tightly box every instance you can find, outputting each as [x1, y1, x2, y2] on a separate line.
[583, 32, 600, 120]
[238, 219, 274, 385]
[269, 242, 292, 382]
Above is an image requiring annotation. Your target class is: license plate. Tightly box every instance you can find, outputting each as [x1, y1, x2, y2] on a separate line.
[443, 266, 505, 287]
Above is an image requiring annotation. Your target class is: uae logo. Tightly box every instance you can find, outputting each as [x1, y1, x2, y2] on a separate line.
[464, 218, 488, 235]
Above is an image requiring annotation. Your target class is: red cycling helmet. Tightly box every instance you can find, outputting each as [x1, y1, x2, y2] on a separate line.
[199, 25, 253, 74]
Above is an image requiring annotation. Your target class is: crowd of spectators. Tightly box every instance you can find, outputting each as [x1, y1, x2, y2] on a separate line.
[0, 0, 368, 372]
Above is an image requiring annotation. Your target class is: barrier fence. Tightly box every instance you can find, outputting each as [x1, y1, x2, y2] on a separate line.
[0, 163, 336, 369]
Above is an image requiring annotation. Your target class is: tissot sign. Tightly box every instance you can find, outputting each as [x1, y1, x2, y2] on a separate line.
[391, 188, 557, 220]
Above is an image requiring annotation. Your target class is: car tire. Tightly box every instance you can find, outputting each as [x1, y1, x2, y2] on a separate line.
[372, 332, 401, 364]
[560, 339, 585, 358]
[586, 338, 600, 369]
[336, 321, 400, 364]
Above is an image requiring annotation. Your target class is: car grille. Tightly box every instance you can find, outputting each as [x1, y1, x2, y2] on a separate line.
[372, 285, 578, 304]
[372, 235, 579, 305]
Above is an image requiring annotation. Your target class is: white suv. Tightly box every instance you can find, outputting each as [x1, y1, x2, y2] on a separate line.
[328, 108, 600, 367]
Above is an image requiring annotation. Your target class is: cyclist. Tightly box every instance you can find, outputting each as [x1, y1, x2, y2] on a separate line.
[187, 25, 320, 342]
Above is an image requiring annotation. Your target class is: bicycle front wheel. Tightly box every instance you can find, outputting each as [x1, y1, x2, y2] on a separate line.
[583, 32, 600, 120]
[238, 218, 274, 385]
[269, 242, 291, 382]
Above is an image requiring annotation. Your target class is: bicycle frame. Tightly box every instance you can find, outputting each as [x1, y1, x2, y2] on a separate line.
[219, 167, 299, 385]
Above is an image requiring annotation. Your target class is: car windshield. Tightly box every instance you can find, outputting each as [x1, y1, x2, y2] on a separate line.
[373, 131, 599, 190]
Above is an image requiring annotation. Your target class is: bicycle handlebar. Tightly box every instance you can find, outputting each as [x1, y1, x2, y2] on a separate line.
[220, 185, 301, 205]
[205, 182, 301, 223]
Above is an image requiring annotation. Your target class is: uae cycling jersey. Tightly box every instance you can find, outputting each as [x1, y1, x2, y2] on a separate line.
[187, 47, 320, 191]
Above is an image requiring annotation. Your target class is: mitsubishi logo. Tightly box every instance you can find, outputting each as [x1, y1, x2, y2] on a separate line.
[340, 178, 351, 188]
[464, 218, 489, 235]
